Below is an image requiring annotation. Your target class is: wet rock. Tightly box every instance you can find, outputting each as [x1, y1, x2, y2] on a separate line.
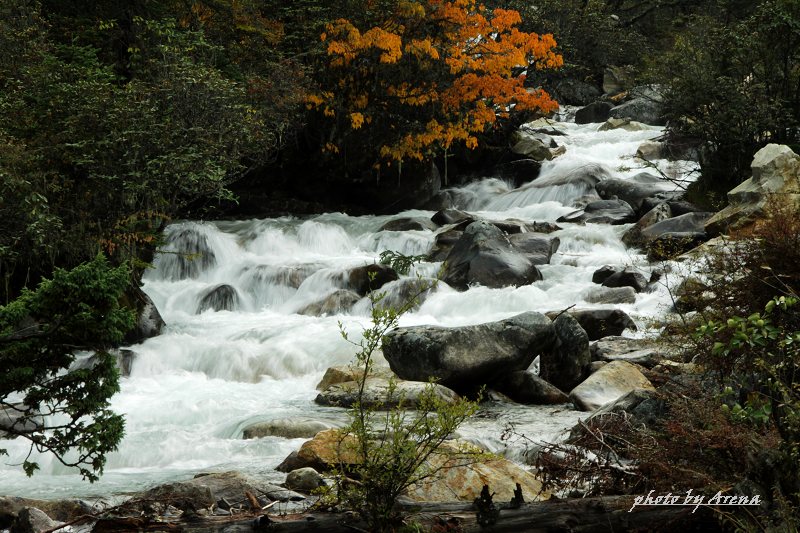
[586, 388, 663, 426]
[428, 228, 463, 261]
[441, 221, 542, 289]
[540, 314, 590, 392]
[242, 264, 318, 290]
[494, 159, 542, 186]
[644, 216, 713, 260]
[569, 360, 655, 411]
[595, 175, 676, 212]
[276, 429, 360, 473]
[608, 95, 665, 126]
[706, 146, 800, 235]
[298, 289, 361, 316]
[243, 419, 340, 440]
[549, 309, 637, 341]
[508, 233, 560, 265]
[575, 101, 614, 124]
[431, 208, 473, 226]
[10, 507, 61, 533]
[285, 468, 325, 493]
[405, 441, 549, 503]
[635, 141, 664, 161]
[373, 277, 438, 311]
[383, 312, 556, 393]
[601, 267, 648, 293]
[123, 285, 165, 344]
[622, 202, 673, 248]
[492, 370, 569, 404]
[590, 336, 665, 369]
[196, 284, 240, 313]
[346, 264, 399, 295]
[511, 134, 555, 161]
[558, 199, 636, 225]
[315, 378, 460, 409]
[591, 265, 617, 285]
[598, 117, 649, 132]
[159, 225, 217, 280]
[379, 217, 438, 232]
[0, 498, 91, 528]
[583, 286, 637, 305]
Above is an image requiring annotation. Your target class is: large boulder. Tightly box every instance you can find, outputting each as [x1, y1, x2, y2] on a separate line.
[549, 309, 637, 341]
[158, 225, 217, 281]
[10, 507, 61, 533]
[285, 468, 325, 493]
[557, 199, 636, 225]
[490, 371, 569, 404]
[196, 284, 240, 313]
[276, 429, 360, 473]
[314, 378, 460, 409]
[383, 312, 556, 392]
[600, 267, 648, 293]
[705, 144, 800, 236]
[641, 212, 713, 259]
[591, 336, 667, 369]
[431, 208, 473, 226]
[540, 313, 590, 392]
[608, 94, 665, 126]
[569, 360, 655, 411]
[405, 442, 549, 503]
[546, 78, 601, 106]
[242, 419, 340, 440]
[123, 285, 165, 344]
[494, 158, 542, 187]
[622, 202, 673, 248]
[428, 228, 463, 261]
[510, 132, 558, 161]
[440, 221, 542, 290]
[575, 102, 614, 124]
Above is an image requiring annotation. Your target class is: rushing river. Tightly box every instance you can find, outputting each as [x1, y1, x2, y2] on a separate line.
[0, 113, 698, 499]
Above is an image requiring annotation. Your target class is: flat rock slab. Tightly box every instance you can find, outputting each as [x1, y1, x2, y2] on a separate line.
[314, 378, 460, 409]
[569, 360, 655, 411]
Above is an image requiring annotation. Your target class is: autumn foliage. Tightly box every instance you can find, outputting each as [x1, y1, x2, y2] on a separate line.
[306, 0, 562, 173]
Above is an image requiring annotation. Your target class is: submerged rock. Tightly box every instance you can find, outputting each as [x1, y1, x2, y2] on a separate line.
[383, 312, 556, 393]
[243, 419, 340, 440]
[196, 284, 240, 313]
[298, 289, 361, 316]
[557, 199, 636, 225]
[379, 217, 438, 232]
[346, 264, 399, 295]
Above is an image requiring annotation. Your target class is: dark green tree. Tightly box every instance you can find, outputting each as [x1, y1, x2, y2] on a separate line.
[0, 255, 133, 481]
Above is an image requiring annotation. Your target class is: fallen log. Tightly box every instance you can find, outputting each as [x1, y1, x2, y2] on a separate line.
[172, 495, 719, 532]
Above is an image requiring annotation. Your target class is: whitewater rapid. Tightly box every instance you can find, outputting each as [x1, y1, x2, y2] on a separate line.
[0, 116, 698, 499]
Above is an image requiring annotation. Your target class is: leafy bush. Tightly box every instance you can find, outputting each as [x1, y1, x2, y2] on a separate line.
[329, 281, 481, 532]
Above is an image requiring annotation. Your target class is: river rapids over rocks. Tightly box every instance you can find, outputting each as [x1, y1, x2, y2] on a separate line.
[0, 113, 699, 499]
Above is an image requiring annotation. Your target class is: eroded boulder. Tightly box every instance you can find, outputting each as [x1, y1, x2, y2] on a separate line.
[569, 360, 654, 411]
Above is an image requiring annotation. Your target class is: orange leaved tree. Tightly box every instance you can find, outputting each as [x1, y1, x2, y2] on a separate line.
[306, 0, 562, 183]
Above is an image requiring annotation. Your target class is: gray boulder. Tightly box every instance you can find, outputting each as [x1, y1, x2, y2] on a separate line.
[569, 360, 655, 411]
[558, 199, 636, 225]
[586, 388, 664, 427]
[706, 144, 800, 236]
[243, 419, 340, 440]
[431, 208, 473, 226]
[508, 233, 561, 265]
[549, 309, 637, 341]
[159, 225, 217, 281]
[124, 285, 165, 344]
[196, 284, 240, 313]
[641, 212, 713, 259]
[441, 221, 542, 290]
[591, 336, 666, 369]
[314, 378, 460, 409]
[595, 175, 677, 212]
[491, 371, 569, 404]
[285, 468, 325, 493]
[603, 268, 648, 293]
[547, 78, 601, 106]
[583, 286, 637, 305]
[575, 102, 614, 124]
[382, 312, 556, 392]
[622, 202, 673, 248]
[540, 314, 590, 392]
[10, 508, 61, 533]
[609, 96, 664, 126]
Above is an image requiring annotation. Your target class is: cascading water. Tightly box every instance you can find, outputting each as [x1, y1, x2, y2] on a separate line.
[0, 116, 698, 499]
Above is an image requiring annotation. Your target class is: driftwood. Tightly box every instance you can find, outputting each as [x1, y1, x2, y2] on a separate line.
[162, 495, 720, 532]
